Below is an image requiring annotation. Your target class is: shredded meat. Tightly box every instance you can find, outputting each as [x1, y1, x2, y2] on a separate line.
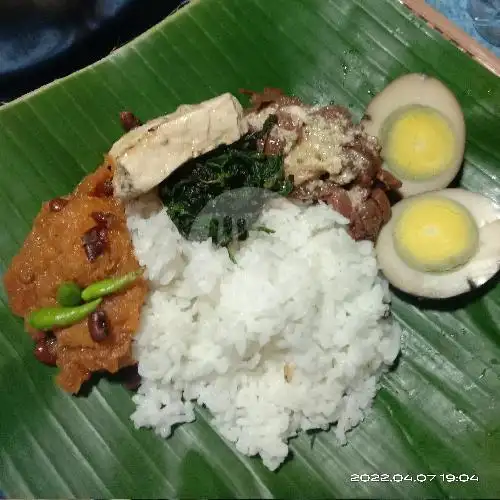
[292, 167, 401, 242]
[348, 199, 384, 241]
[323, 187, 353, 220]
[312, 105, 351, 122]
[292, 179, 395, 242]
[244, 88, 403, 242]
[275, 109, 302, 130]
[376, 169, 402, 191]
[263, 136, 286, 156]
[343, 140, 382, 187]
[3, 164, 148, 393]
[371, 187, 392, 224]
[241, 87, 302, 112]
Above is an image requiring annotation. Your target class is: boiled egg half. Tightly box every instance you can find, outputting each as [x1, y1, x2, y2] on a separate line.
[376, 188, 500, 299]
[364, 74, 466, 197]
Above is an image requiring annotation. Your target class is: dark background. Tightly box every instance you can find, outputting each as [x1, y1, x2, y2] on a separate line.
[0, 0, 184, 103]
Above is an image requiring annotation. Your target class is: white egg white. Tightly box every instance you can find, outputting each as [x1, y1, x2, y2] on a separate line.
[363, 73, 466, 197]
[376, 188, 500, 299]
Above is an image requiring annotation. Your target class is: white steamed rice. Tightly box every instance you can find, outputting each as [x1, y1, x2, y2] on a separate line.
[126, 196, 401, 471]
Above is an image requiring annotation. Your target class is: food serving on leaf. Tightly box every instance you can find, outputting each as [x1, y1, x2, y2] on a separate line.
[4, 74, 499, 471]
[3, 165, 148, 392]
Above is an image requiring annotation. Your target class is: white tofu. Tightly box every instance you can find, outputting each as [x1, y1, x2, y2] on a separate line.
[111, 93, 248, 199]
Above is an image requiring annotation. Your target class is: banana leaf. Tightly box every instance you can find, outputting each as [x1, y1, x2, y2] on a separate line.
[1, 0, 499, 497]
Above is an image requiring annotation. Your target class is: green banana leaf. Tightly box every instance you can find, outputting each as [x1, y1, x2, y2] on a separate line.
[1, 0, 499, 497]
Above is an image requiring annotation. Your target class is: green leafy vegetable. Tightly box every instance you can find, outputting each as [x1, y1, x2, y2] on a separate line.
[27, 299, 103, 331]
[159, 116, 292, 247]
[81, 268, 144, 302]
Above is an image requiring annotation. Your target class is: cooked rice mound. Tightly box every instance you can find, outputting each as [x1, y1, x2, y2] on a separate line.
[127, 196, 401, 471]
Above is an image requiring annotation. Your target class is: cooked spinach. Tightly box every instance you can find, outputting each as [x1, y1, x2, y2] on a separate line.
[159, 116, 292, 247]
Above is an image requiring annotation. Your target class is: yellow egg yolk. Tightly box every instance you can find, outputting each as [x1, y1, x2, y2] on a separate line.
[383, 106, 456, 180]
[393, 196, 479, 273]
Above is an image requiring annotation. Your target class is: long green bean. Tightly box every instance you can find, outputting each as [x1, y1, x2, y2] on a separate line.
[28, 298, 102, 331]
